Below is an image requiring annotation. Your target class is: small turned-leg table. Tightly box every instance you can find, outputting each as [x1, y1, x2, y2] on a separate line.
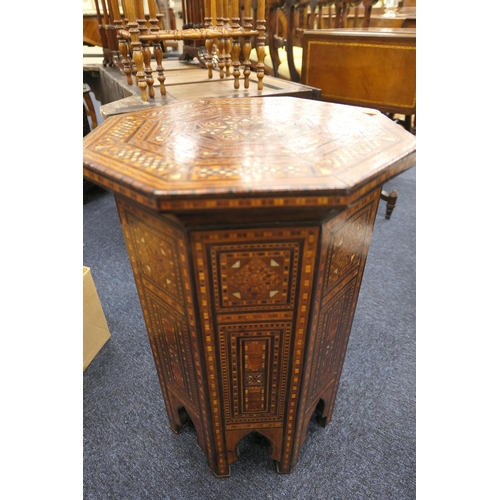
[83, 97, 416, 477]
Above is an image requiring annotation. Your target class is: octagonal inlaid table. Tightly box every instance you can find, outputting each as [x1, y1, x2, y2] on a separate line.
[83, 97, 416, 477]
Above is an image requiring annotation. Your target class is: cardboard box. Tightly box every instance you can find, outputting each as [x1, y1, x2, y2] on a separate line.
[83, 266, 111, 371]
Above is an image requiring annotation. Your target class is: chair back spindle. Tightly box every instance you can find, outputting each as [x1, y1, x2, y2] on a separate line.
[106, 0, 267, 100]
[94, 0, 113, 66]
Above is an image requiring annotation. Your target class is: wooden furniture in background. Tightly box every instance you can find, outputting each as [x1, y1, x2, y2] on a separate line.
[83, 83, 100, 204]
[266, 0, 383, 83]
[110, 0, 267, 101]
[361, 6, 415, 29]
[301, 27, 416, 130]
[178, 0, 206, 61]
[83, 83, 99, 129]
[83, 1, 177, 52]
[87, 59, 320, 119]
[84, 14, 104, 47]
[266, 0, 415, 82]
[83, 96, 416, 477]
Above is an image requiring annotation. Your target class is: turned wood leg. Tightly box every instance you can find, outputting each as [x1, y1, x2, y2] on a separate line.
[380, 189, 398, 220]
[225, 37, 232, 77]
[205, 38, 214, 78]
[404, 114, 412, 132]
[256, 20, 266, 91]
[242, 37, 252, 89]
[153, 42, 166, 96]
[143, 44, 156, 99]
[231, 37, 241, 89]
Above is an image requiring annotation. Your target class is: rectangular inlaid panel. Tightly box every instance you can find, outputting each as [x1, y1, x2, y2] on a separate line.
[144, 289, 198, 405]
[310, 277, 357, 399]
[218, 323, 292, 427]
[213, 244, 299, 313]
[191, 227, 318, 474]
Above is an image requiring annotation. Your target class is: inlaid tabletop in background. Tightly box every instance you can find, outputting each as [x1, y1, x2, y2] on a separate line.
[83, 96, 416, 212]
[82, 61, 320, 120]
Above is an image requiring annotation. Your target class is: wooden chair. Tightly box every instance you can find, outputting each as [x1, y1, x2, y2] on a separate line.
[83, 84, 98, 130]
[178, 0, 207, 62]
[267, 0, 379, 83]
[84, 1, 178, 67]
[83, 83, 100, 204]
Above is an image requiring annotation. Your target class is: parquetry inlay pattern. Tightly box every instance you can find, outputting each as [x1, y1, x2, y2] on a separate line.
[83, 98, 413, 194]
[281, 189, 381, 470]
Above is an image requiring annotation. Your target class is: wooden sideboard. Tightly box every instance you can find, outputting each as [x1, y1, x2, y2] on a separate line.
[301, 27, 416, 117]
[83, 96, 416, 476]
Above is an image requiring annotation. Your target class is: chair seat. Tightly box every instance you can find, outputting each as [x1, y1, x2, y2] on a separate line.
[249, 45, 270, 62]
[276, 46, 303, 81]
[250, 46, 303, 76]
[277, 57, 302, 80]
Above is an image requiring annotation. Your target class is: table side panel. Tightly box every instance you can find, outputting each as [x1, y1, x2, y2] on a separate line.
[115, 196, 216, 469]
[191, 225, 319, 475]
[292, 187, 382, 467]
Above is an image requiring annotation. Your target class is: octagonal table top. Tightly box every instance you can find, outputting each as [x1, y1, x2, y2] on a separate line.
[83, 97, 416, 212]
